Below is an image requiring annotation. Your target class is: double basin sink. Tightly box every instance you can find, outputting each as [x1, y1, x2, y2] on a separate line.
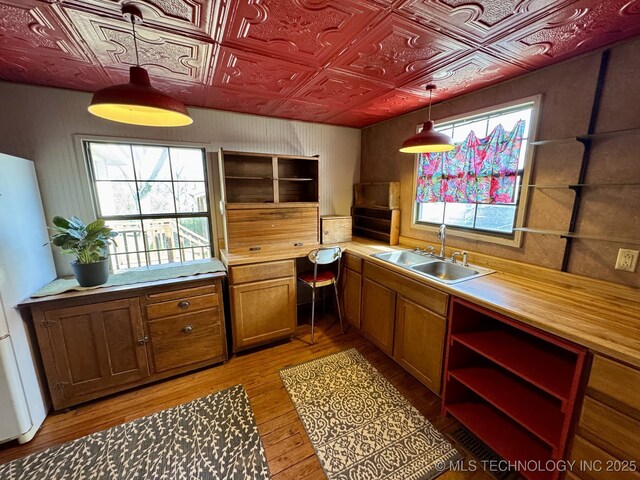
[370, 249, 494, 285]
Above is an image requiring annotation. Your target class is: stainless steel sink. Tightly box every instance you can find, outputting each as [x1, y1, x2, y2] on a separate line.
[371, 250, 430, 266]
[371, 250, 493, 284]
[409, 261, 482, 283]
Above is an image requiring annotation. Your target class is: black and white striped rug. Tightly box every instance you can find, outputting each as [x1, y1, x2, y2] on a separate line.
[0, 385, 270, 480]
[280, 349, 460, 480]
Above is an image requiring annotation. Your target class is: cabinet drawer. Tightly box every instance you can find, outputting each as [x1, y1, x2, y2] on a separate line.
[578, 396, 640, 461]
[587, 355, 640, 415]
[364, 261, 448, 316]
[148, 309, 222, 372]
[230, 260, 295, 284]
[146, 293, 218, 320]
[344, 253, 362, 273]
[146, 285, 215, 303]
[569, 435, 640, 480]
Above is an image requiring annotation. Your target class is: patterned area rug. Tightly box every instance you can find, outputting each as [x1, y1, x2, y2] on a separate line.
[280, 349, 461, 480]
[0, 385, 270, 480]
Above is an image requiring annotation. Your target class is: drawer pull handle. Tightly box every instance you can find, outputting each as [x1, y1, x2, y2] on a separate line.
[249, 246, 261, 251]
[294, 243, 303, 247]
[137, 336, 149, 345]
[182, 325, 194, 334]
[178, 300, 191, 310]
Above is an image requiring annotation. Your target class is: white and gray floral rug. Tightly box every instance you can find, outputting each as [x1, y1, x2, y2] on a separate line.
[0, 384, 270, 480]
[280, 348, 460, 480]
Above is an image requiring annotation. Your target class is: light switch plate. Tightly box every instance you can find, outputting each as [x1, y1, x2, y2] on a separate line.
[615, 249, 639, 272]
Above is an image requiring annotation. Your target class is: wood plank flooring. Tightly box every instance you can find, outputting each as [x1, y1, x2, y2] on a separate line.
[0, 316, 488, 479]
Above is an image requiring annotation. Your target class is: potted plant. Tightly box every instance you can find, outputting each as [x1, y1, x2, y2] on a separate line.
[49, 216, 118, 287]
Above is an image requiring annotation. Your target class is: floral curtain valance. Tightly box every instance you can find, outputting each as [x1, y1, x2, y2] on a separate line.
[416, 119, 525, 204]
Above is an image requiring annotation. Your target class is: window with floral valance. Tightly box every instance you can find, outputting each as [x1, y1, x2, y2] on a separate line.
[414, 101, 536, 238]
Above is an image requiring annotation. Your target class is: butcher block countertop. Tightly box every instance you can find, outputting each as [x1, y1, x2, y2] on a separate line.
[223, 238, 640, 369]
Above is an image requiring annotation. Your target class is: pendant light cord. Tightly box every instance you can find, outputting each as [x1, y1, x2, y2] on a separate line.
[428, 88, 433, 121]
[131, 20, 140, 67]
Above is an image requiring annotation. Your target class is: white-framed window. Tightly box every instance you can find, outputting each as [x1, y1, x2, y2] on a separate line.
[84, 140, 213, 271]
[413, 96, 540, 246]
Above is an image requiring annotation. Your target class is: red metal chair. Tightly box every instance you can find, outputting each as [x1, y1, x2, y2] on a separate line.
[297, 246, 344, 344]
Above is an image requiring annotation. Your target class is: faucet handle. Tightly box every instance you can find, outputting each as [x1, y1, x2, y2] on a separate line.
[424, 245, 435, 256]
[450, 252, 462, 263]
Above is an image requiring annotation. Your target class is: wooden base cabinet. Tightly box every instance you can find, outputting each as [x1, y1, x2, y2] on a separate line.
[393, 297, 445, 395]
[361, 278, 396, 355]
[24, 275, 227, 410]
[40, 298, 149, 403]
[228, 260, 297, 352]
[342, 253, 363, 329]
[361, 260, 449, 394]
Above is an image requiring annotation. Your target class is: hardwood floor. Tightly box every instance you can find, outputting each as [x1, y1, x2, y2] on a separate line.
[0, 316, 487, 479]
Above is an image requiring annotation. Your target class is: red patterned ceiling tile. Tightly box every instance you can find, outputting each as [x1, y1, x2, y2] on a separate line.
[333, 13, 470, 86]
[270, 98, 337, 123]
[326, 109, 387, 128]
[402, 51, 528, 98]
[0, 53, 110, 90]
[221, 0, 384, 67]
[352, 89, 431, 118]
[57, 0, 220, 39]
[61, 7, 213, 84]
[204, 87, 282, 116]
[212, 47, 315, 97]
[0, 0, 86, 60]
[292, 70, 389, 111]
[396, 0, 576, 44]
[487, 0, 640, 68]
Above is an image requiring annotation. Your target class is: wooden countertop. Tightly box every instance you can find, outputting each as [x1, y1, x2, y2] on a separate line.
[222, 239, 640, 368]
[346, 240, 640, 370]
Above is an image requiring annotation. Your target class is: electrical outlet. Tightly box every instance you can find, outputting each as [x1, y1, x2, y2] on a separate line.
[615, 249, 639, 272]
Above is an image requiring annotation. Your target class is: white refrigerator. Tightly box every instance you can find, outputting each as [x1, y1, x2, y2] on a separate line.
[0, 153, 56, 444]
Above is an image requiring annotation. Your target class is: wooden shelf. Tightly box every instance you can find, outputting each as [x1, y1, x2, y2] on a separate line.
[449, 367, 564, 447]
[279, 177, 315, 182]
[530, 127, 640, 145]
[526, 183, 640, 189]
[452, 331, 574, 403]
[446, 402, 553, 480]
[351, 205, 400, 246]
[225, 175, 272, 180]
[512, 228, 640, 245]
[354, 182, 400, 209]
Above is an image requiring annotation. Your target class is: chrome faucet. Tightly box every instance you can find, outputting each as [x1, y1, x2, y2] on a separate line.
[438, 224, 446, 258]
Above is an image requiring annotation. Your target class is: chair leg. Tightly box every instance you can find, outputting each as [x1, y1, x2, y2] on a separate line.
[310, 286, 316, 345]
[333, 281, 344, 335]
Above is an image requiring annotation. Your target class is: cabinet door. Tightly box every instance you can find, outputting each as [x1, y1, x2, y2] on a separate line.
[42, 298, 149, 407]
[393, 296, 445, 394]
[231, 276, 296, 351]
[343, 268, 362, 329]
[361, 278, 396, 355]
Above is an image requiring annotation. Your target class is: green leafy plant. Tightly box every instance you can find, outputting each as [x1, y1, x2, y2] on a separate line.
[49, 216, 118, 264]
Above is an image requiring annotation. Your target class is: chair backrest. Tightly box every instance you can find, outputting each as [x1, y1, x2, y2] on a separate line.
[308, 247, 342, 265]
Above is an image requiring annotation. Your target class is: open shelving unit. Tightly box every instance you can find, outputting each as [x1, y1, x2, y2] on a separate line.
[442, 298, 587, 480]
[218, 149, 320, 254]
[351, 182, 400, 245]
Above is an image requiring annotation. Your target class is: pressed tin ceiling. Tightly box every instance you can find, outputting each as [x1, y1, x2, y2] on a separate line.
[0, 1, 639, 127]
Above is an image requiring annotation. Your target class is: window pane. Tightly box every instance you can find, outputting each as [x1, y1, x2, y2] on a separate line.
[488, 109, 532, 137]
[171, 148, 205, 181]
[138, 182, 175, 214]
[105, 220, 144, 255]
[95, 181, 139, 215]
[148, 249, 182, 266]
[89, 143, 134, 181]
[175, 182, 207, 213]
[444, 203, 476, 228]
[418, 202, 444, 224]
[451, 119, 487, 142]
[132, 145, 171, 181]
[110, 252, 148, 271]
[143, 218, 179, 251]
[178, 217, 210, 248]
[476, 204, 516, 232]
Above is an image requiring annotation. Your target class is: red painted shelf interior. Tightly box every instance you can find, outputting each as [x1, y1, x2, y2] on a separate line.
[446, 402, 553, 480]
[451, 330, 575, 402]
[449, 366, 564, 448]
